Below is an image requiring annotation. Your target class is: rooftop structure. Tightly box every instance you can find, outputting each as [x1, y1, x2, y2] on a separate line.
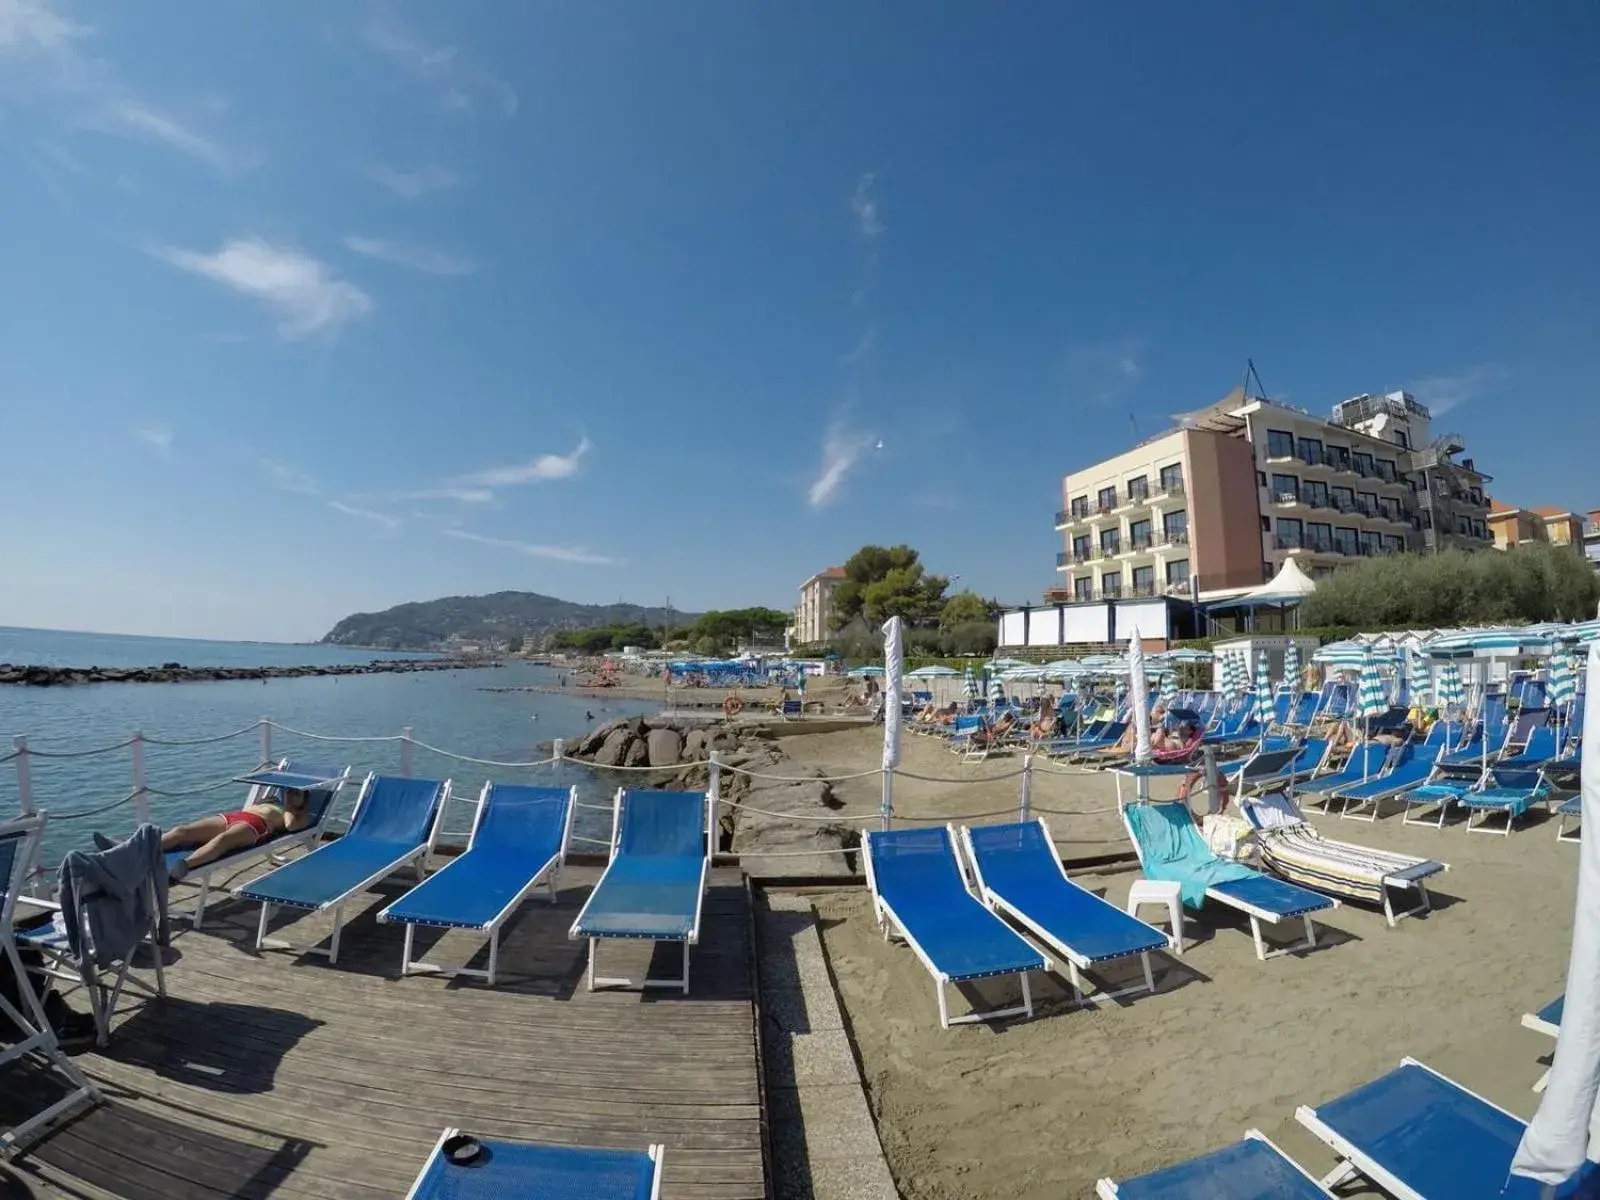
[1487, 499, 1586, 552]
[793, 566, 846, 646]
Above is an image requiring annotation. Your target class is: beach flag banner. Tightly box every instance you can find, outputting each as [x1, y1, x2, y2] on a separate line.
[1252, 655, 1275, 727]
[1283, 641, 1301, 692]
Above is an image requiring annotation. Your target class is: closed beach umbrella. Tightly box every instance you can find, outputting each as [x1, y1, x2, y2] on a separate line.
[962, 665, 978, 700]
[988, 673, 1005, 704]
[1229, 652, 1248, 704]
[1355, 655, 1388, 780]
[1436, 661, 1466, 712]
[1159, 666, 1178, 709]
[1253, 654, 1275, 728]
[1550, 655, 1579, 709]
[1407, 646, 1432, 708]
[1283, 642, 1301, 692]
[1129, 629, 1152, 765]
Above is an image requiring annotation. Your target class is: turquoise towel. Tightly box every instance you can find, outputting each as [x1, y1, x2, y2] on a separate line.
[1126, 802, 1257, 909]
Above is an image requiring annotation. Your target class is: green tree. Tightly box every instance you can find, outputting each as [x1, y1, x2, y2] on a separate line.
[831, 545, 949, 630]
[939, 590, 991, 632]
[505, 634, 524, 654]
[941, 620, 997, 656]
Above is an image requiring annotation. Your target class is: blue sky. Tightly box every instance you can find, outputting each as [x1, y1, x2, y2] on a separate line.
[2, 2, 1596, 642]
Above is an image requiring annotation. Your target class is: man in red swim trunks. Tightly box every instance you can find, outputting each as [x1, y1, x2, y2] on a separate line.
[161, 787, 312, 881]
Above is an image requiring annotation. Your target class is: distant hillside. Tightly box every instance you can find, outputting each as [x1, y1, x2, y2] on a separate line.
[321, 591, 698, 651]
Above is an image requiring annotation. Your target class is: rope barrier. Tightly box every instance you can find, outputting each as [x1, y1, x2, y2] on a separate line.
[719, 763, 885, 782]
[47, 790, 141, 821]
[141, 723, 262, 748]
[0, 751, 17, 765]
[574, 801, 613, 813]
[717, 799, 874, 823]
[404, 738, 557, 770]
[892, 806, 1035, 821]
[145, 776, 247, 798]
[266, 722, 405, 744]
[21, 738, 138, 760]
[569, 834, 611, 846]
[1028, 803, 1120, 817]
[733, 847, 855, 857]
[891, 766, 1028, 783]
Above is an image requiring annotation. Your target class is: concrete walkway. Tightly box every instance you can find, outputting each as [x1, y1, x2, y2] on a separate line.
[758, 893, 898, 1200]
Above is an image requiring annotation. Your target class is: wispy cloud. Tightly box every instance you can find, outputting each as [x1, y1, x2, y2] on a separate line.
[328, 501, 399, 530]
[444, 529, 619, 566]
[1407, 364, 1507, 417]
[850, 173, 884, 239]
[840, 325, 877, 366]
[0, 0, 251, 173]
[263, 460, 318, 495]
[135, 426, 173, 457]
[359, 9, 517, 116]
[343, 236, 474, 277]
[454, 437, 591, 487]
[1117, 355, 1143, 380]
[390, 487, 495, 504]
[363, 161, 458, 198]
[1060, 336, 1148, 407]
[151, 238, 373, 339]
[807, 422, 874, 509]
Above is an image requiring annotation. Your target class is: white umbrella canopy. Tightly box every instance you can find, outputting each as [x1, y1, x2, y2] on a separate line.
[1129, 629, 1151, 764]
[906, 665, 959, 679]
[1162, 646, 1215, 663]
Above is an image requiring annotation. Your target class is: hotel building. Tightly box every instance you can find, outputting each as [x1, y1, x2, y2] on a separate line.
[793, 567, 845, 645]
[1051, 387, 1492, 606]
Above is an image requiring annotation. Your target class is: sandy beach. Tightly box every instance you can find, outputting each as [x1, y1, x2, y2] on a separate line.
[758, 725, 1575, 1198]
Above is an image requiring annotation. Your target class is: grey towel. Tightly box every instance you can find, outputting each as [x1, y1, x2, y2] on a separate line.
[57, 823, 168, 968]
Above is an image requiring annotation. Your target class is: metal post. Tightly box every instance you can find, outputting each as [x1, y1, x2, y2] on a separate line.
[1020, 753, 1034, 821]
[131, 731, 149, 825]
[259, 716, 271, 767]
[400, 727, 413, 778]
[13, 736, 33, 817]
[880, 768, 893, 832]
[708, 750, 722, 812]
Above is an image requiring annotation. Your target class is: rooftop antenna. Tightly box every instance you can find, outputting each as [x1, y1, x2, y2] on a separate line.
[1243, 358, 1268, 401]
[1127, 411, 1141, 441]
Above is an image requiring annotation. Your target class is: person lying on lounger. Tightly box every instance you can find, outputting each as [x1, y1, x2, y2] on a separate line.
[157, 788, 313, 881]
[969, 712, 1017, 747]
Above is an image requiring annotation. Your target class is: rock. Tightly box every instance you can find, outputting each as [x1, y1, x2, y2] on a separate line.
[623, 737, 649, 768]
[594, 728, 634, 767]
[729, 775, 854, 877]
[575, 724, 611, 757]
[626, 716, 648, 738]
[711, 731, 741, 753]
[683, 729, 708, 759]
[646, 728, 683, 768]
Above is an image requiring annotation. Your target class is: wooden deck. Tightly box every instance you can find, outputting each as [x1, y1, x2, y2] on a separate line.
[3, 865, 767, 1200]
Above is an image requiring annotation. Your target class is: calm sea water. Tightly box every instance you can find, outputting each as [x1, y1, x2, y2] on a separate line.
[0, 629, 663, 868]
[0, 626, 437, 669]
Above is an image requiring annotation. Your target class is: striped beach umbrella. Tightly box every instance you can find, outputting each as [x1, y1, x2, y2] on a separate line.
[1436, 661, 1466, 710]
[1548, 654, 1578, 708]
[987, 673, 1005, 704]
[1159, 666, 1178, 708]
[1425, 627, 1554, 660]
[961, 664, 978, 700]
[1407, 645, 1432, 707]
[1252, 654, 1275, 727]
[1355, 657, 1388, 720]
[1283, 642, 1301, 692]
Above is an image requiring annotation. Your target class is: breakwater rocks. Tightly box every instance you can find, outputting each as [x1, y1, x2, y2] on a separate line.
[565, 716, 855, 877]
[0, 659, 499, 687]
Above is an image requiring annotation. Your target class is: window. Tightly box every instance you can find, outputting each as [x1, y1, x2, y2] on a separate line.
[1129, 518, 1152, 548]
[1271, 473, 1300, 503]
[1377, 458, 1397, 482]
[1100, 571, 1122, 597]
[1100, 528, 1120, 554]
[1072, 534, 1091, 560]
[1097, 486, 1117, 512]
[1126, 475, 1149, 502]
[1359, 530, 1381, 556]
[1070, 496, 1089, 519]
[1257, 470, 1267, 487]
[1326, 444, 1350, 469]
[1307, 522, 1332, 552]
[1352, 451, 1374, 477]
[1162, 510, 1188, 542]
[1260, 515, 1272, 532]
[1331, 485, 1355, 512]
[1383, 535, 1404, 553]
[1357, 491, 1378, 516]
[1296, 436, 1323, 466]
[1266, 429, 1296, 458]
[1303, 480, 1330, 509]
[1334, 526, 1358, 555]
[1380, 496, 1400, 520]
[1277, 517, 1303, 549]
[1159, 464, 1184, 492]
[1165, 560, 1191, 589]
[1073, 576, 1092, 602]
[1132, 566, 1155, 595]
[1395, 429, 1410, 449]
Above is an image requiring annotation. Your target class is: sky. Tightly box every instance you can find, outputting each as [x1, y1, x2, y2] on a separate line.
[2, 2, 1597, 642]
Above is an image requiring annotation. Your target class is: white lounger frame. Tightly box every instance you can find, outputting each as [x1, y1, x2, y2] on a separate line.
[1120, 802, 1337, 962]
[1521, 1005, 1560, 1092]
[0, 815, 102, 1159]
[380, 783, 576, 986]
[569, 787, 710, 996]
[177, 760, 353, 929]
[403, 1127, 664, 1200]
[863, 823, 1047, 1030]
[253, 775, 449, 965]
[961, 817, 1164, 1004]
[1095, 1128, 1334, 1199]
[1296, 1057, 1521, 1200]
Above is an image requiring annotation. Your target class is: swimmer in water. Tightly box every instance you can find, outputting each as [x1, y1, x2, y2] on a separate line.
[586, 711, 594, 721]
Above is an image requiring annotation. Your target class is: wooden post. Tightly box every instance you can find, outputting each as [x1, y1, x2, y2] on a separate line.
[13, 735, 33, 817]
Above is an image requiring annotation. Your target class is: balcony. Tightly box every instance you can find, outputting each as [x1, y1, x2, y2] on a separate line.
[1125, 487, 1151, 507]
[1304, 536, 1335, 555]
[1272, 491, 1302, 506]
[1099, 539, 1122, 557]
[1274, 535, 1304, 552]
[1302, 492, 1335, 512]
[1333, 541, 1358, 558]
[1128, 533, 1154, 552]
[1322, 451, 1354, 474]
[1055, 551, 1070, 568]
[1128, 582, 1158, 598]
[1153, 479, 1186, 500]
[1095, 500, 1117, 516]
[1165, 578, 1194, 597]
[1054, 509, 1073, 528]
[1158, 528, 1190, 547]
[1098, 588, 1124, 602]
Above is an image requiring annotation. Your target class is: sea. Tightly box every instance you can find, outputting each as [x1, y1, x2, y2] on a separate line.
[0, 627, 663, 869]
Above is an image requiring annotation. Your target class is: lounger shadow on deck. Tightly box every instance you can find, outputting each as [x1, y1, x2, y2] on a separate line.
[98, 997, 323, 1095]
[403, 901, 588, 999]
[0, 1074, 313, 1200]
[638, 880, 754, 1004]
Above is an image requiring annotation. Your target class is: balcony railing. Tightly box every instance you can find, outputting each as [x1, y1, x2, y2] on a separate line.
[1165, 578, 1194, 596]
[1160, 528, 1190, 547]
[1126, 487, 1150, 505]
[1305, 537, 1335, 554]
[1096, 500, 1117, 515]
[1274, 535, 1303, 551]
[1155, 478, 1186, 498]
[1099, 539, 1121, 556]
[1098, 588, 1123, 601]
[1128, 582, 1158, 598]
[1054, 509, 1071, 526]
[1333, 541, 1358, 557]
[1129, 533, 1153, 551]
[1322, 451, 1353, 472]
[1273, 491, 1301, 505]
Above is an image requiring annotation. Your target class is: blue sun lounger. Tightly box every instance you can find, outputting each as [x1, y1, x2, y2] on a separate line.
[404, 1128, 662, 1200]
[1122, 801, 1335, 961]
[962, 819, 1167, 1003]
[1096, 1130, 1332, 1199]
[168, 759, 352, 929]
[1296, 742, 1392, 809]
[1296, 1058, 1600, 1199]
[239, 775, 447, 964]
[1522, 994, 1563, 1092]
[378, 784, 575, 985]
[863, 825, 1047, 1029]
[569, 789, 710, 995]
[1332, 739, 1446, 822]
[1557, 793, 1583, 842]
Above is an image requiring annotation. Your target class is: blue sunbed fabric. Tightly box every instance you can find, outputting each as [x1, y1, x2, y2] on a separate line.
[573, 791, 705, 940]
[163, 760, 344, 876]
[867, 828, 1044, 982]
[380, 785, 570, 930]
[1298, 743, 1391, 795]
[966, 822, 1165, 963]
[1123, 803, 1256, 909]
[1333, 744, 1442, 802]
[1109, 1134, 1327, 1199]
[409, 1137, 656, 1200]
[1496, 725, 1560, 770]
[238, 776, 443, 910]
[1537, 995, 1564, 1028]
[1208, 876, 1331, 918]
[1305, 1061, 1600, 1198]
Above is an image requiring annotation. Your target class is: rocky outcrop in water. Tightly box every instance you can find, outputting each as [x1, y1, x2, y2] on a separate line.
[0, 659, 498, 686]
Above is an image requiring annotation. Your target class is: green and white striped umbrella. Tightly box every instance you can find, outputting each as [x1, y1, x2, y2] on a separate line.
[1159, 668, 1178, 707]
[987, 673, 1005, 703]
[1252, 654, 1275, 725]
[1355, 656, 1389, 719]
[1214, 652, 1231, 697]
[1548, 654, 1578, 708]
[1283, 642, 1301, 691]
[962, 664, 978, 699]
[1407, 646, 1432, 707]
[1435, 661, 1466, 709]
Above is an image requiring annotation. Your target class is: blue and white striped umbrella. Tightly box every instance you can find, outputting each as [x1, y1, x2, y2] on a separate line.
[1283, 642, 1301, 691]
[1355, 657, 1389, 720]
[961, 665, 978, 699]
[1315, 640, 1397, 668]
[1228, 652, 1248, 703]
[1548, 654, 1578, 707]
[1435, 661, 1466, 709]
[1425, 628, 1554, 660]
[1159, 667, 1178, 708]
[987, 673, 1005, 703]
[1252, 655, 1275, 725]
[1216, 652, 1233, 699]
[1407, 646, 1432, 707]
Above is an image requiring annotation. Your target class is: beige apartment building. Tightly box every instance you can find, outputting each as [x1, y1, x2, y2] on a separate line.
[794, 567, 845, 645]
[1054, 388, 1491, 603]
